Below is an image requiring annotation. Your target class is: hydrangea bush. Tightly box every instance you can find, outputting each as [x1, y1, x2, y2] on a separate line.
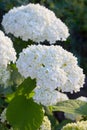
[0, 3, 87, 130]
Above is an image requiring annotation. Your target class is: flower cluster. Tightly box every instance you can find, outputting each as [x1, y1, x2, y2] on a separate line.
[2, 3, 69, 44]
[0, 30, 16, 86]
[39, 116, 51, 130]
[33, 87, 68, 106]
[0, 30, 16, 67]
[16, 45, 85, 105]
[16, 45, 85, 93]
[62, 121, 87, 130]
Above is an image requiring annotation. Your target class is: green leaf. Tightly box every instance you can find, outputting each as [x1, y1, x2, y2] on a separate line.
[52, 99, 87, 116]
[6, 95, 44, 130]
[16, 77, 36, 97]
[8, 63, 24, 87]
[6, 92, 16, 103]
[54, 119, 72, 130]
[6, 77, 36, 102]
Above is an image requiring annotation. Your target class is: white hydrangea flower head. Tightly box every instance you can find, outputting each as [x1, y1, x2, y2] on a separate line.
[39, 116, 51, 130]
[33, 87, 68, 106]
[33, 87, 60, 106]
[0, 108, 7, 123]
[0, 30, 16, 67]
[0, 66, 10, 87]
[16, 45, 85, 93]
[62, 121, 87, 130]
[60, 65, 85, 93]
[36, 66, 67, 91]
[2, 3, 69, 44]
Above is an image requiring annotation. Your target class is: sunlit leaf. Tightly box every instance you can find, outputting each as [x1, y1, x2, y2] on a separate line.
[52, 100, 87, 116]
[7, 95, 44, 130]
